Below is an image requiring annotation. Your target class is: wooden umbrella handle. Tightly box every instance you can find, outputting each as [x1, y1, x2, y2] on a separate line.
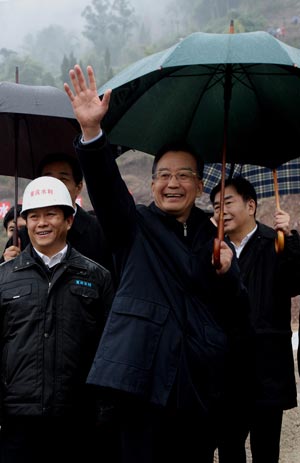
[275, 230, 285, 253]
[213, 237, 222, 269]
[214, 47, 233, 268]
[213, 138, 227, 269]
[273, 169, 285, 253]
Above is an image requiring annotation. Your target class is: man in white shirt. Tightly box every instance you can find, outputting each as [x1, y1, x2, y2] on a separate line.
[210, 176, 300, 463]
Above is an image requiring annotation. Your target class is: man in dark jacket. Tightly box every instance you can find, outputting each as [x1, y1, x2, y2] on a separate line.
[0, 175, 114, 463]
[210, 176, 299, 463]
[1, 153, 114, 278]
[63, 64, 251, 463]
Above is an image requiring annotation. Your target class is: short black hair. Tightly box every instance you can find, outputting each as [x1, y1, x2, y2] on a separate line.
[210, 176, 258, 207]
[37, 152, 83, 185]
[22, 205, 74, 221]
[3, 204, 22, 230]
[152, 141, 204, 179]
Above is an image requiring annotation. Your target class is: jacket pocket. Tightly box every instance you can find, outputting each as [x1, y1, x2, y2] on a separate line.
[1, 284, 32, 302]
[1, 284, 33, 318]
[102, 296, 169, 370]
[69, 284, 99, 302]
[69, 283, 100, 317]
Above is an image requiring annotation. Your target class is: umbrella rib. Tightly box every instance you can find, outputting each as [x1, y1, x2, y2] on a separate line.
[186, 65, 223, 132]
[232, 63, 298, 91]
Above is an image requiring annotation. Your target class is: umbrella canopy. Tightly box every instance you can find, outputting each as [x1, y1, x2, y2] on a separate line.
[0, 81, 80, 179]
[98, 30, 300, 169]
[99, 30, 300, 261]
[203, 159, 300, 199]
[0, 81, 80, 245]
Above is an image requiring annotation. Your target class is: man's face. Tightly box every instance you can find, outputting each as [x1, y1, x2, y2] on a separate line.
[41, 161, 82, 206]
[151, 150, 203, 223]
[6, 216, 26, 238]
[26, 206, 73, 257]
[213, 185, 256, 236]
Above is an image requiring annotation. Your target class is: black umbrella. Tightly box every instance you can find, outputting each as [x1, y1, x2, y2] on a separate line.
[0, 81, 80, 244]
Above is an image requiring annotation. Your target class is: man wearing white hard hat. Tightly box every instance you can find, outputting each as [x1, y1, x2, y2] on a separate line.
[1, 153, 115, 283]
[0, 176, 114, 463]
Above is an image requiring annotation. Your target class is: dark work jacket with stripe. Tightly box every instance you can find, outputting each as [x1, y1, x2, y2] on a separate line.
[0, 244, 114, 422]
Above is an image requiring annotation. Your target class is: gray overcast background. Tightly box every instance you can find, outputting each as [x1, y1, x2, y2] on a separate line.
[0, 0, 168, 51]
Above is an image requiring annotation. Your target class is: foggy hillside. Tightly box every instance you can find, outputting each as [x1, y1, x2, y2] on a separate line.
[3, 0, 299, 56]
[0, 0, 169, 52]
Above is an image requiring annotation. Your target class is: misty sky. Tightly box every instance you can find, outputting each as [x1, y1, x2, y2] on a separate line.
[0, 0, 168, 51]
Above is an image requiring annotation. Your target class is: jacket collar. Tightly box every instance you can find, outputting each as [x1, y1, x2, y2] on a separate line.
[11, 244, 87, 273]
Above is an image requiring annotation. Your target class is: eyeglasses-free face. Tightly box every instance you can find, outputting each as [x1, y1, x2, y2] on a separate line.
[152, 168, 199, 183]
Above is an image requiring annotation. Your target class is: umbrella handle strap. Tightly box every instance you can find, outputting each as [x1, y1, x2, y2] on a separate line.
[275, 230, 285, 253]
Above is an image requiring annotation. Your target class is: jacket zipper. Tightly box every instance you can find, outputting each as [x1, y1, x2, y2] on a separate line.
[183, 222, 187, 237]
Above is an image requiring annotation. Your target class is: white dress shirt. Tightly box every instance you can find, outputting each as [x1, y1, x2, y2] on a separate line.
[34, 244, 68, 268]
[230, 225, 257, 258]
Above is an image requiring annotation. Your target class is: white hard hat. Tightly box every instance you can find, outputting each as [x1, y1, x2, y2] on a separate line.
[21, 176, 75, 216]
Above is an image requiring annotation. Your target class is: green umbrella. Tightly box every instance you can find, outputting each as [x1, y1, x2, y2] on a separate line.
[100, 30, 300, 168]
[99, 30, 300, 262]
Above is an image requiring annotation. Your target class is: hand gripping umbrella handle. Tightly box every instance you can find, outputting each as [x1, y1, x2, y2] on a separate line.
[275, 230, 285, 253]
[273, 169, 285, 253]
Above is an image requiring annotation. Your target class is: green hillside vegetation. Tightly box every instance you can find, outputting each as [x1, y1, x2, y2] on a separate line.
[131, 0, 300, 61]
[199, 0, 300, 47]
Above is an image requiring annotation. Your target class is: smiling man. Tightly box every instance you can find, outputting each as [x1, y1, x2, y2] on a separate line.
[150, 146, 203, 224]
[0, 176, 114, 463]
[1, 153, 114, 279]
[210, 176, 300, 463]
[63, 64, 251, 463]
[24, 177, 75, 256]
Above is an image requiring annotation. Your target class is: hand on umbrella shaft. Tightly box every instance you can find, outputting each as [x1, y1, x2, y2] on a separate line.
[274, 209, 291, 236]
[3, 242, 21, 262]
[274, 209, 291, 253]
[212, 240, 234, 275]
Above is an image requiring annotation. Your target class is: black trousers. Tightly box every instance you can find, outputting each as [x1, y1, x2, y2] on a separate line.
[0, 416, 118, 463]
[118, 402, 217, 463]
[217, 406, 283, 463]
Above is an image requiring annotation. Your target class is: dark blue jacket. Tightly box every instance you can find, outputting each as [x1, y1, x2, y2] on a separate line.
[75, 135, 250, 414]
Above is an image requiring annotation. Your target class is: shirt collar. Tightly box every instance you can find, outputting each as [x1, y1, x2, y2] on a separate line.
[230, 224, 257, 258]
[34, 244, 68, 268]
